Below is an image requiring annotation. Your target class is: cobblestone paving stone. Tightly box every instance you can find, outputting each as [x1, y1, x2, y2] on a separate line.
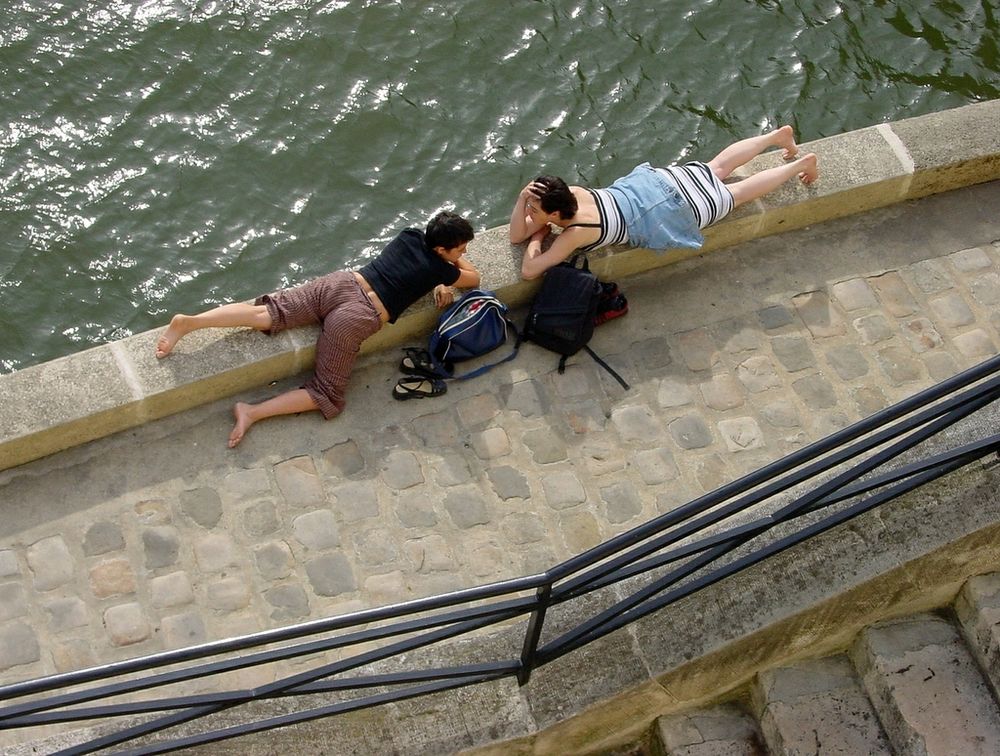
[1, 200, 998, 704]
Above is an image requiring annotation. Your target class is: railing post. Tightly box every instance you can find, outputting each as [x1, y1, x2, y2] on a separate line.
[517, 583, 551, 686]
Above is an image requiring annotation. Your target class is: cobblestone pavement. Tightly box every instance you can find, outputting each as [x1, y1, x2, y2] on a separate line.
[1, 183, 998, 699]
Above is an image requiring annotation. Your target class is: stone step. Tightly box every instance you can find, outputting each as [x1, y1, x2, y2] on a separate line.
[954, 571, 1000, 702]
[751, 655, 891, 755]
[851, 612, 1000, 755]
[652, 702, 765, 755]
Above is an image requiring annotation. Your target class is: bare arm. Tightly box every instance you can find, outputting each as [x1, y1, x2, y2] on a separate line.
[521, 227, 585, 280]
[509, 180, 548, 243]
[434, 257, 481, 307]
[453, 256, 481, 289]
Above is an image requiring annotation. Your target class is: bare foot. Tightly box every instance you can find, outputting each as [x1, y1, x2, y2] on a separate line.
[774, 125, 799, 161]
[796, 152, 819, 185]
[155, 314, 190, 359]
[228, 402, 255, 448]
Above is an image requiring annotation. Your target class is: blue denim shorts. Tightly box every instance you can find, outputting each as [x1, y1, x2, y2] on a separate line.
[605, 163, 704, 251]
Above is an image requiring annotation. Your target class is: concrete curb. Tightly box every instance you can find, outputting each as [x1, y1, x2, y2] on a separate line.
[2, 100, 998, 472]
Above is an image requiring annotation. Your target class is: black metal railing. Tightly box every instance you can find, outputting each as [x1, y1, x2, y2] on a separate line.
[2, 353, 1000, 755]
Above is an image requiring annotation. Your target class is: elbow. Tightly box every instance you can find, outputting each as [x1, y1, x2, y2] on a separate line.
[457, 265, 481, 289]
[520, 263, 540, 281]
[509, 229, 527, 244]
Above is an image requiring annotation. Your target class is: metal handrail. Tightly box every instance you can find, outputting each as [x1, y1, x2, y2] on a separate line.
[1, 353, 998, 755]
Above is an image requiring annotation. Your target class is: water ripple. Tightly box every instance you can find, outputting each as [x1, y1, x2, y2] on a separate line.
[0, 0, 997, 372]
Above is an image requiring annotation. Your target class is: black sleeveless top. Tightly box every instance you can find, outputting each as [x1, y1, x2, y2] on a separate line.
[357, 228, 461, 323]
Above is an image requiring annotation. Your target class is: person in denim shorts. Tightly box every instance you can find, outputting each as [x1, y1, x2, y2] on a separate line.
[511, 125, 818, 280]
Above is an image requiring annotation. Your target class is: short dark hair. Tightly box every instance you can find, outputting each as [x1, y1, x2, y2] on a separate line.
[534, 175, 577, 219]
[425, 211, 474, 250]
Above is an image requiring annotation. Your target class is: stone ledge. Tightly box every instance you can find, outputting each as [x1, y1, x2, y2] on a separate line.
[1, 99, 998, 472]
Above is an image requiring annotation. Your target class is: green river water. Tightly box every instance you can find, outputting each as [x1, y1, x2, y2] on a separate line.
[1, 0, 997, 373]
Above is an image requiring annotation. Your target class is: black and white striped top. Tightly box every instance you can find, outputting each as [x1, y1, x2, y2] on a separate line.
[657, 162, 734, 229]
[573, 188, 629, 252]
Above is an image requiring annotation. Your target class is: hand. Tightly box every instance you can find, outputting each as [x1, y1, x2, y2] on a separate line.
[519, 180, 544, 203]
[434, 284, 455, 308]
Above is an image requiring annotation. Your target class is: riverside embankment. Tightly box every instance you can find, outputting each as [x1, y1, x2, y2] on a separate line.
[0, 101, 999, 753]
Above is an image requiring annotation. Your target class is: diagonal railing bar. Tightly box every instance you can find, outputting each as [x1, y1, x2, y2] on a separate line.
[0, 572, 545, 704]
[767, 389, 999, 524]
[569, 434, 1000, 599]
[559, 513, 812, 601]
[540, 397, 1000, 665]
[541, 440, 995, 667]
[62, 604, 528, 755]
[540, 388, 999, 657]
[546, 355, 1000, 587]
[1, 354, 995, 754]
[580, 377, 999, 597]
[3, 661, 521, 728]
[538, 539, 750, 668]
[541, 542, 756, 668]
[539, 449, 979, 666]
[552, 375, 1000, 601]
[115, 671, 508, 756]
[799, 435, 1000, 515]
[0, 593, 536, 725]
[598, 445, 990, 657]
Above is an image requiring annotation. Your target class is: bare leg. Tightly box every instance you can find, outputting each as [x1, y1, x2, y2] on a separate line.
[708, 125, 799, 180]
[155, 303, 273, 358]
[229, 388, 318, 448]
[727, 153, 818, 208]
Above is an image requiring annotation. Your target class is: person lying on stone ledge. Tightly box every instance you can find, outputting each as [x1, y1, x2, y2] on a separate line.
[154, 211, 480, 448]
[510, 125, 819, 279]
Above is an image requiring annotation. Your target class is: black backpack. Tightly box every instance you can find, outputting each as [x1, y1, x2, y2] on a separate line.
[521, 255, 629, 389]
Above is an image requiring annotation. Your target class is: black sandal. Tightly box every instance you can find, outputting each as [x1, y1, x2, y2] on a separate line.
[399, 347, 444, 378]
[392, 375, 448, 401]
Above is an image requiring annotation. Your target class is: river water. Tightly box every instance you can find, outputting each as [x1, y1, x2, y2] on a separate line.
[1, 0, 997, 373]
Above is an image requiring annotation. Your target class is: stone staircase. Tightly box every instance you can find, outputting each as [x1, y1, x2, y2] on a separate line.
[642, 573, 1000, 755]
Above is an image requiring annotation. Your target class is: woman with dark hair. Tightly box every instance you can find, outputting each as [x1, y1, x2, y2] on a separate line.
[155, 211, 480, 447]
[510, 125, 818, 279]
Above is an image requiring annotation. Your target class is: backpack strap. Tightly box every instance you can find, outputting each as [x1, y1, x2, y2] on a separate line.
[582, 345, 630, 390]
[448, 319, 521, 380]
[554, 343, 629, 390]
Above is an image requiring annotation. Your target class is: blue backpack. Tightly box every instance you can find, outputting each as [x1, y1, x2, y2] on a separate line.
[428, 289, 519, 379]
